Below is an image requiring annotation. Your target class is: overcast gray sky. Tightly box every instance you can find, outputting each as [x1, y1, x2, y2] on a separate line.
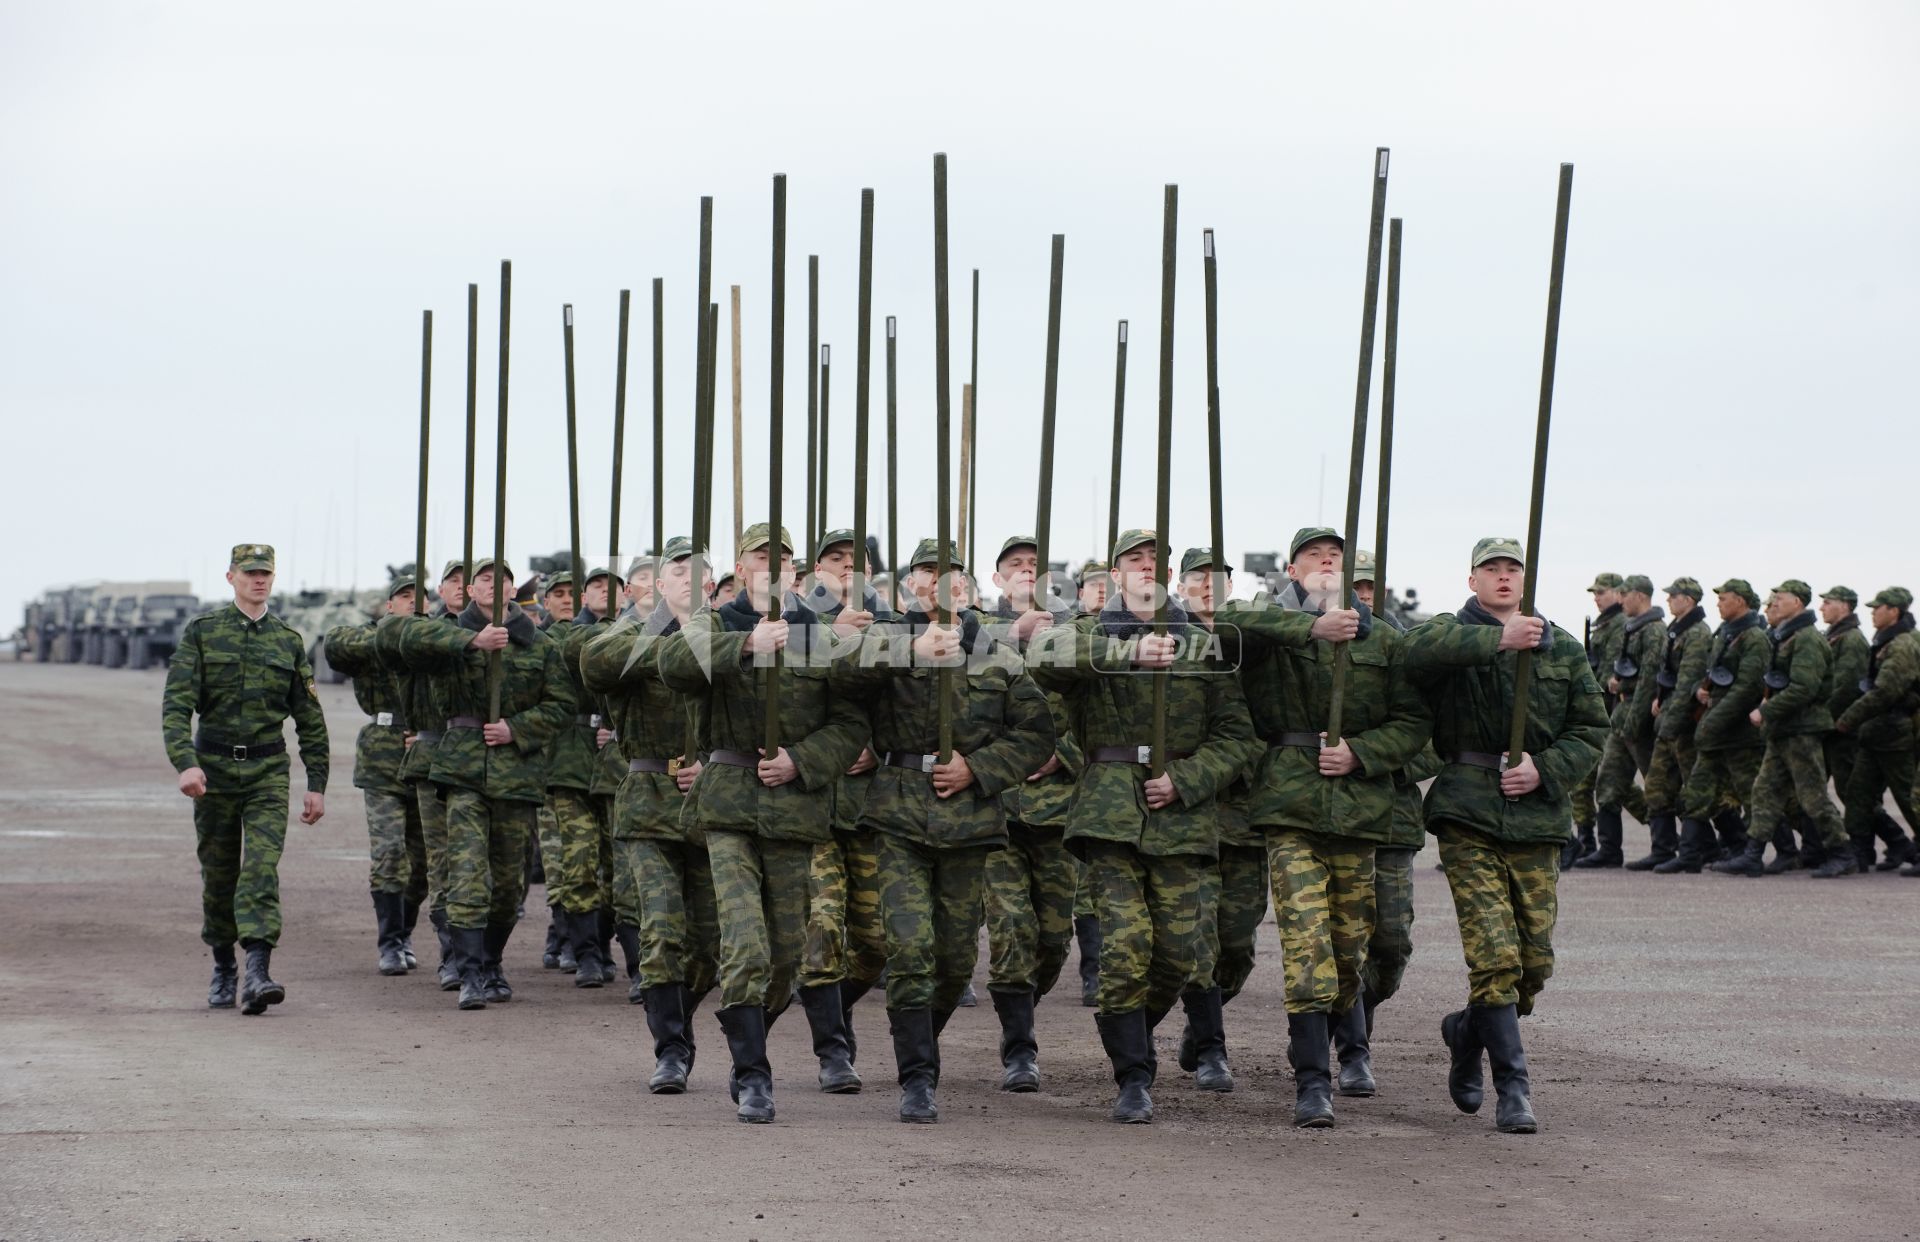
[3, 2, 1915, 633]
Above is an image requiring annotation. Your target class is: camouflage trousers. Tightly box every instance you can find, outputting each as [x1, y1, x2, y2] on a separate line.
[1679, 745, 1764, 822]
[1082, 840, 1207, 1017]
[802, 832, 886, 990]
[413, 780, 450, 918]
[614, 837, 719, 994]
[1748, 734, 1846, 847]
[364, 788, 427, 904]
[705, 829, 811, 1013]
[539, 789, 606, 914]
[1569, 764, 1599, 830]
[1435, 822, 1557, 1013]
[1361, 845, 1417, 1006]
[1073, 856, 1096, 920]
[193, 776, 290, 948]
[1843, 743, 1919, 839]
[1268, 828, 1375, 1016]
[442, 791, 534, 931]
[1644, 732, 1699, 815]
[1594, 730, 1651, 820]
[1191, 842, 1268, 1003]
[877, 834, 992, 1012]
[984, 823, 1077, 999]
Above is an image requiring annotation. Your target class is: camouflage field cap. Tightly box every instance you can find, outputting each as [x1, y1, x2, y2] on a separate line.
[817, 528, 856, 557]
[1820, 584, 1858, 606]
[1111, 528, 1158, 562]
[440, 559, 467, 583]
[738, 522, 795, 555]
[1621, 573, 1656, 597]
[470, 556, 516, 581]
[1471, 537, 1526, 568]
[1870, 586, 1913, 610]
[997, 534, 1038, 565]
[1352, 548, 1377, 582]
[230, 543, 275, 572]
[583, 564, 624, 586]
[1714, 578, 1760, 607]
[1663, 576, 1704, 600]
[909, 538, 966, 571]
[386, 577, 417, 600]
[1289, 526, 1343, 561]
[1772, 579, 1812, 604]
[1588, 571, 1624, 592]
[1078, 559, 1111, 580]
[661, 536, 695, 563]
[624, 554, 655, 578]
[1180, 546, 1232, 577]
[543, 571, 574, 594]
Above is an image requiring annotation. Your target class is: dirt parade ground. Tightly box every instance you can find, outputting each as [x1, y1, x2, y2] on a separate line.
[0, 663, 1914, 1242]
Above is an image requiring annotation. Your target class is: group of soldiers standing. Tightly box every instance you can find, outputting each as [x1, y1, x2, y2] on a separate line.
[168, 525, 1624, 1139]
[1563, 573, 1920, 881]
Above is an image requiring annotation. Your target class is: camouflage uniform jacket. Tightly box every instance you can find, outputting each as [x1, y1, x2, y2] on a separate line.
[1402, 603, 1608, 845]
[1653, 606, 1713, 742]
[1587, 603, 1625, 709]
[322, 620, 409, 796]
[837, 607, 1056, 851]
[580, 604, 701, 845]
[1388, 743, 1443, 849]
[1216, 586, 1431, 845]
[984, 604, 1084, 832]
[1835, 621, 1920, 751]
[385, 602, 574, 804]
[1029, 601, 1258, 860]
[797, 587, 897, 837]
[1824, 613, 1869, 722]
[567, 609, 630, 800]
[163, 603, 330, 792]
[1612, 606, 1666, 742]
[656, 593, 869, 844]
[1757, 610, 1833, 738]
[538, 615, 602, 793]
[376, 605, 460, 784]
[1693, 612, 1769, 753]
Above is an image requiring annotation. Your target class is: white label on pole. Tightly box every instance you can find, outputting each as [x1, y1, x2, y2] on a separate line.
[1118, 321, 1129, 344]
[1204, 231, 1215, 259]
[1377, 150, 1390, 177]
[822, 344, 830, 364]
[886, 317, 896, 338]
[564, 305, 573, 327]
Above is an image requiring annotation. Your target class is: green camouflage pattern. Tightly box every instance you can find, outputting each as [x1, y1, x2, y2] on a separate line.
[1825, 615, 1870, 722]
[1614, 609, 1667, 741]
[1678, 744, 1762, 820]
[1645, 734, 1706, 816]
[1569, 606, 1628, 826]
[415, 780, 450, 918]
[706, 829, 812, 1011]
[998, 686, 1083, 830]
[545, 616, 610, 792]
[619, 837, 719, 993]
[1835, 628, 1920, 749]
[1192, 842, 1267, 1002]
[162, 603, 330, 792]
[322, 621, 410, 795]
[1694, 619, 1770, 753]
[1435, 827, 1558, 1013]
[441, 790, 535, 930]
[1028, 611, 1258, 858]
[380, 605, 575, 804]
[364, 788, 426, 901]
[802, 833, 886, 989]
[193, 782, 289, 947]
[657, 610, 868, 843]
[1403, 613, 1609, 844]
[391, 609, 462, 784]
[1215, 602, 1430, 843]
[1654, 611, 1715, 743]
[580, 614, 702, 845]
[1361, 844, 1416, 1005]
[1081, 839, 1206, 1016]
[1757, 616, 1834, 737]
[1269, 828, 1374, 1015]
[1843, 744, 1920, 845]
[1748, 732, 1845, 847]
[1387, 743, 1442, 848]
[984, 824, 1077, 997]
[878, 834, 993, 1011]
[540, 788, 605, 914]
[1594, 731, 1652, 817]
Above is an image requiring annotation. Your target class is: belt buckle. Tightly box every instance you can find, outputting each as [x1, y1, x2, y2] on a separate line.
[1136, 745, 1152, 765]
[920, 754, 936, 775]
[667, 757, 682, 777]
[375, 711, 394, 726]
[230, 744, 248, 761]
[590, 713, 602, 728]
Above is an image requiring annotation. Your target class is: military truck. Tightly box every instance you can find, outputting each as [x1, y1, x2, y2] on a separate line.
[123, 586, 202, 670]
[80, 585, 139, 665]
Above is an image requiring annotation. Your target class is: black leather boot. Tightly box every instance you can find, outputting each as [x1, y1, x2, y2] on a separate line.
[1575, 807, 1624, 868]
[1763, 821, 1802, 874]
[642, 983, 692, 1094]
[839, 977, 873, 1064]
[1286, 1011, 1335, 1127]
[1095, 1009, 1154, 1123]
[1653, 818, 1711, 873]
[799, 982, 862, 1094]
[1439, 1007, 1484, 1114]
[431, 908, 459, 991]
[1178, 987, 1234, 1092]
[990, 988, 1040, 1092]
[1074, 915, 1101, 1007]
[1558, 829, 1581, 871]
[1873, 811, 1914, 871]
[571, 910, 606, 989]
[1711, 808, 1749, 861]
[617, 925, 643, 1003]
[596, 908, 616, 983]
[1627, 812, 1678, 870]
[453, 927, 489, 1010]
[208, 943, 237, 1009]
[543, 904, 566, 969]
[399, 898, 420, 969]
[957, 981, 978, 1008]
[888, 1008, 940, 1123]
[373, 891, 408, 975]
[1331, 1000, 1375, 1097]
[1473, 1004, 1538, 1133]
[238, 941, 285, 1016]
[1710, 836, 1766, 877]
[717, 1004, 775, 1123]
[1811, 848, 1860, 878]
[481, 922, 513, 1003]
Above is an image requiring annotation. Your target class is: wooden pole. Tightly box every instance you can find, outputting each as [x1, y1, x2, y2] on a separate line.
[731, 285, 744, 553]
[486, 260, 511, 721]
[413, 310, 431, 617]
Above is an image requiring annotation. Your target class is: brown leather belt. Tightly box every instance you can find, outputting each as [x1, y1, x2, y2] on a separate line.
[708, 748, 759, 768]
[195, 736, 286, 761]
[1089, 745, 1192, 765]
[1444, 750, 1505, 771]
[628, 758, 672, 774]
[1272, 732, 1322, 749]
[884, 751, 938, 773]
[447, 716, 485, 729]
